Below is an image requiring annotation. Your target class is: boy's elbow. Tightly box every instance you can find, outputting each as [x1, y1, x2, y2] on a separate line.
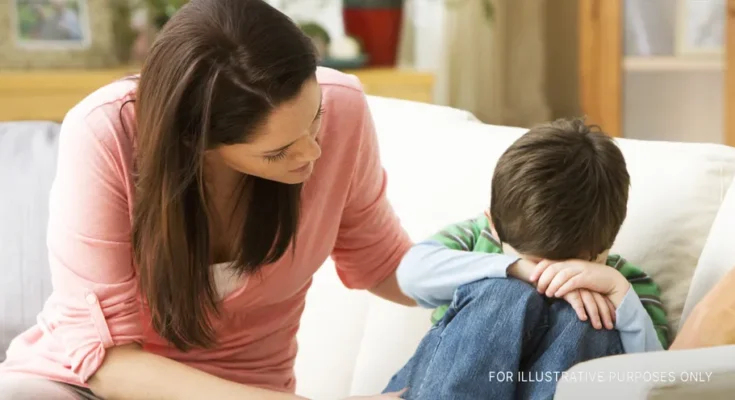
[395, 259, 418, 302]
[395, 245, 427, 299]
[396, 241, 449, 308]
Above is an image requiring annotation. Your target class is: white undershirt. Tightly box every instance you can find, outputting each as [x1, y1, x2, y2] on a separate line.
[211, 262, 246, 300]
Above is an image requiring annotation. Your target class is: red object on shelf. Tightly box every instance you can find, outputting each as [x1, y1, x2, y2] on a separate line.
[343, 1, 403, 67]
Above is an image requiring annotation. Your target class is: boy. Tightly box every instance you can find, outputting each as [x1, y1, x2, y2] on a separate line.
[384, 119, 669, 400]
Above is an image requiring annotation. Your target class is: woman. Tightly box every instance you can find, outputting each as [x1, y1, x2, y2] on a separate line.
[671, 266, 735, 349]
[0, 0, 413, 398]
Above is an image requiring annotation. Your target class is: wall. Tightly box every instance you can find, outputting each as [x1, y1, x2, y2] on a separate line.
[545, 0, 582, 120]
[625, 71, 724, 144]
[544, 0, 724, 144]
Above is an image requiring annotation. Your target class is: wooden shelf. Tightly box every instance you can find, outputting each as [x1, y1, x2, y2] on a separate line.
[0, 67, 434, 122]
[580, 0, 735, 146]
[624, 56, 723, 72]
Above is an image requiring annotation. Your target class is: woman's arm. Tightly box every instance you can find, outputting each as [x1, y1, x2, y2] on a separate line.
[329, 82, 413, 301]
[671, 266, 735, 350]
[369, 271, 416, 306]
[90, 345, 307, 400]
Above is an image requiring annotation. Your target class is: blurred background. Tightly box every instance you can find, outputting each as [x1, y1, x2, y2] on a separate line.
[0, 0, 730, 144]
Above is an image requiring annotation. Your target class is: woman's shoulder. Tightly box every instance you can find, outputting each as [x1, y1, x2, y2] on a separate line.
[316, 67, 371, 133]
[316, 67, 367, 110]
[61, 77, 138, 160]
[316, 67, 364, 93]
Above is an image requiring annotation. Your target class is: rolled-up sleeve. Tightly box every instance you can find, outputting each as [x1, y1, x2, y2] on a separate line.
[331, 91, 412, 289]
[41, 109, 143, 382]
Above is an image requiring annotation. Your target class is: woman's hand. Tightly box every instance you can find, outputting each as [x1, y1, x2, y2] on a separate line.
[530, 259, 631, 307]
[560, 289, 617, 330]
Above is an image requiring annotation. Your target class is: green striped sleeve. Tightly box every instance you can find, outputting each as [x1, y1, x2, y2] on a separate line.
[427, 216, 502, 325]
[607, 255, 671, 349]
[428, 217, 484, 251]
[431, 305, 449, 324]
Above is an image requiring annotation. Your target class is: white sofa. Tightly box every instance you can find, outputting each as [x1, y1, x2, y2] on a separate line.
[2, 96, 735, 399]
[292, 96, 735, 399]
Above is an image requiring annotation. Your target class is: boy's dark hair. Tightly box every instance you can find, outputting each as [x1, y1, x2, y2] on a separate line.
[490, 118, 630, 260]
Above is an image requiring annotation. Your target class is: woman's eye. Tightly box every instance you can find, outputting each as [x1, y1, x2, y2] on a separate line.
[264, 150, 288, 163]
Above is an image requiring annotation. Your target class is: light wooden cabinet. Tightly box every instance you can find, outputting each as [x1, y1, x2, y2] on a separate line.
[579, 0, 734, 146]
[0, 67, 434, 122]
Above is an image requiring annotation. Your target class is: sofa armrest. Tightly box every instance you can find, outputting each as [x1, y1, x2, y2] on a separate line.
[554, 345, 735, 400]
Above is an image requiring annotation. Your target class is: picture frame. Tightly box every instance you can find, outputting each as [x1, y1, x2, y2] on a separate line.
[676, 0, 725, 57]
[0, 0, 120, 69]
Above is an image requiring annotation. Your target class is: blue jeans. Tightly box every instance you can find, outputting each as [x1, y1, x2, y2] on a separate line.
[383, 278, 624, 400]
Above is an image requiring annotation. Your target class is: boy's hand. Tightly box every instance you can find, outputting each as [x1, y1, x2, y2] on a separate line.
[530, 259, 631, 307]
[561, 289, 617, 330]
[507, 257, 538, 283]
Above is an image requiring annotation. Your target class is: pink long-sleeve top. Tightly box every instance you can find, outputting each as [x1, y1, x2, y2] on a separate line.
[0, 67, 412, 392]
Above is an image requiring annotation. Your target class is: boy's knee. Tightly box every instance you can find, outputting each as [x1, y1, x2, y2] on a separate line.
[456, 278, 543, 312]
[552, 302, 624, 354]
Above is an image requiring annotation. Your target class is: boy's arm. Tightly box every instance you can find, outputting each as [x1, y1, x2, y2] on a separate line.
[397, 218, 519, 308]
[532, 256, 669, 353]
[614, 287, 665, 353]
[613, 257, 671, 352]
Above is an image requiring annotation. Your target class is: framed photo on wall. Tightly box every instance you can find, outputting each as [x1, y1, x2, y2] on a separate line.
[676, 0, 725, 57]
[0, 0, 119, 69]
[13, 0, 92, 49]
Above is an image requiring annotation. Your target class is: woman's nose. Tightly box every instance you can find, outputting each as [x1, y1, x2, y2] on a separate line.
[294, 137, 321, 162]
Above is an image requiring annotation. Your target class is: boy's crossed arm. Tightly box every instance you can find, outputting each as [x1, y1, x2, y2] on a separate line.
[399, 218, 615, 328]
[531, 257, 670, 352]
[397, 218, 668, 354]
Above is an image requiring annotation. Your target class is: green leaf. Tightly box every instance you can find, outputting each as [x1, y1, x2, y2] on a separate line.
[482, 0, 494, 20]
[444, 0, 493, 22]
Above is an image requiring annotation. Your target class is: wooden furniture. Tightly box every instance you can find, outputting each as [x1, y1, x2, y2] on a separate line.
[579, 0, 622, 139]
[579, 0, 734, 146]
[0, 67, 434, 122]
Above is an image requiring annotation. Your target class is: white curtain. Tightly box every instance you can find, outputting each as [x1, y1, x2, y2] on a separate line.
[400, 0, 551, 127]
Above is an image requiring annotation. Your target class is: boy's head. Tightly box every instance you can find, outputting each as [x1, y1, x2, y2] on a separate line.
[489, 118, 629, 262]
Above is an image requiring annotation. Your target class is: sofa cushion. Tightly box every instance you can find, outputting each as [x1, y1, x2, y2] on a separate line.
[0, 122, 60, 361]
[610, 139, 735, 333]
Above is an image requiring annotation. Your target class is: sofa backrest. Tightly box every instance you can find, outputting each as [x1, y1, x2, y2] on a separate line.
[0, 121, 61, 361]
[368, 98, 735, 332]
[292, 96, 735, 398]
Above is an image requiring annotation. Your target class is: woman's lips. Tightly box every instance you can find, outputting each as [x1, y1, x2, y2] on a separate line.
[290, 163, 310, 173]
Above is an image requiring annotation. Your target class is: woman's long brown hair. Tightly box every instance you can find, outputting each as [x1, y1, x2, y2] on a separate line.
[131, 0, 317, 350]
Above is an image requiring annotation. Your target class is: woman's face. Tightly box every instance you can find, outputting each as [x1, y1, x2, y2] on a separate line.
[214, 78, 323, 185]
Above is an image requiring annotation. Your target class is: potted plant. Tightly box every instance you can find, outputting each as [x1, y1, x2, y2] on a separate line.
[342, 0, 493, 67]
[445, 0, 494, 20]
[142, 0, 188, 28]
[110, 0, 138, 64]
[342, 0, 404, 67]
